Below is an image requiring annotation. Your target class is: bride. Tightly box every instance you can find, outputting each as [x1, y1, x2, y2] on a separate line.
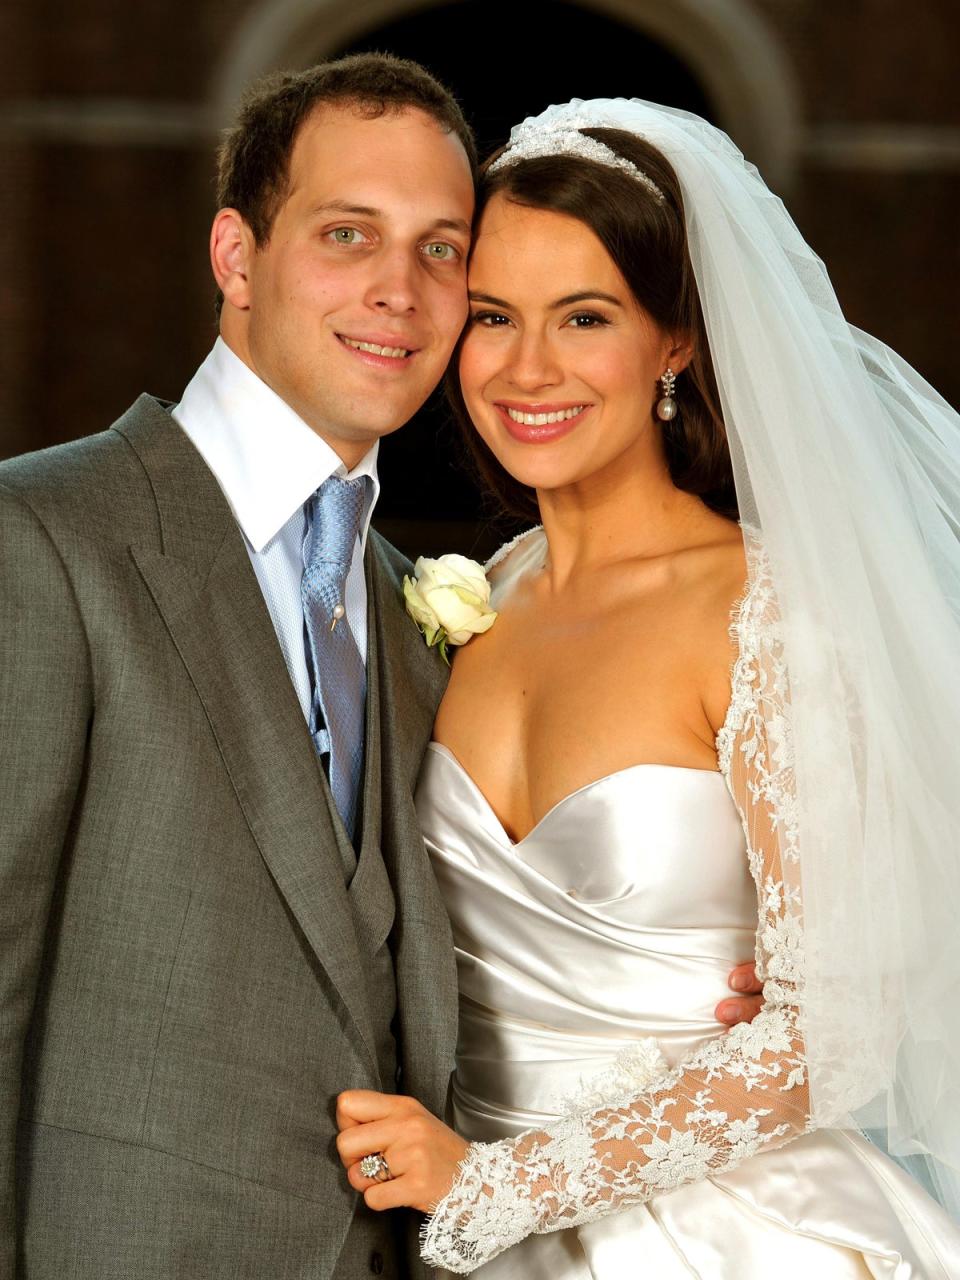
[335, 99, 960, 1276]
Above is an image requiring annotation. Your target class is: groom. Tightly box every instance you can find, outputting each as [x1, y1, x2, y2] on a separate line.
[0, 55, 475, 1279]
[0, 53, 761, 1279]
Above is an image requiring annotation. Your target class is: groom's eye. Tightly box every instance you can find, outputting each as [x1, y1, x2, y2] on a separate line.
[422, 242, 459, 261]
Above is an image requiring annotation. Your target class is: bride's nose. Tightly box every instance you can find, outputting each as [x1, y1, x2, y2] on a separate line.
[504, 331, 563, 391]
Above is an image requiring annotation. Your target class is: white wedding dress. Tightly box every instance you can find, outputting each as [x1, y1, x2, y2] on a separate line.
[415, 529, 960, 1278]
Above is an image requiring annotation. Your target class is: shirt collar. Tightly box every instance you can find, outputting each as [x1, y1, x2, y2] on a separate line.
[171, 337, 380, 553]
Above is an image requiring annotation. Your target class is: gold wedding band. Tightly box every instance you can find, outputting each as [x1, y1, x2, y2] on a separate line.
[359, 1152, 394, 1182]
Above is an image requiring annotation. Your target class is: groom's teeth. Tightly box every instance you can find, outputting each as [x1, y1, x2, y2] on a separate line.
[505, 405, 586, 426]
[341, 337, 410, 358]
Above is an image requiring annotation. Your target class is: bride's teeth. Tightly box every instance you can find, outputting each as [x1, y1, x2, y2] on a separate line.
[342, 337, 410, 358]
[505, 405, 586, 426]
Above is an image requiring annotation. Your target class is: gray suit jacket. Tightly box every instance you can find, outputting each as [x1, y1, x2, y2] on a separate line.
[0, 397, 457, 1278]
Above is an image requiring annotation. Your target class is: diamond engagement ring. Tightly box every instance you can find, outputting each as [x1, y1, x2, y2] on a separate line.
[359, 1152, 394, 1182]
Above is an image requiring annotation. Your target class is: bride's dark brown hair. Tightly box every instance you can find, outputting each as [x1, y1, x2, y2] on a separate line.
[446, 128, 738, 523]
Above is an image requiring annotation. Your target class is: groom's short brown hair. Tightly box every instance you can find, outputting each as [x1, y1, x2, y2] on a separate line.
[217, 53, 477, 248]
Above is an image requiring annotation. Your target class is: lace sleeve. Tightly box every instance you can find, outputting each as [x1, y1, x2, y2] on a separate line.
[420, 539, 813, 1273]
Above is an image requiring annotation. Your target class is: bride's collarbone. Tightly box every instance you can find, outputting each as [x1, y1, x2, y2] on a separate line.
[455, 575, 732, 721]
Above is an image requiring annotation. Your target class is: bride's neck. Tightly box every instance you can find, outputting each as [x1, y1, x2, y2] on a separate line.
[536, 441, 708, 590]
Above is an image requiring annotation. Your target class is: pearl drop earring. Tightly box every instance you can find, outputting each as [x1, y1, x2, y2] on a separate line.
[656, 368, 678, 421]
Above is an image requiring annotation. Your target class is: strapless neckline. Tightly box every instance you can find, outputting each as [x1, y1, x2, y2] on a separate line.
[426, 741, 727, 849]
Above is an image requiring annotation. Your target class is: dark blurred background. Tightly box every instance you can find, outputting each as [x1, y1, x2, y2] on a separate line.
[2, 0, 958, 558]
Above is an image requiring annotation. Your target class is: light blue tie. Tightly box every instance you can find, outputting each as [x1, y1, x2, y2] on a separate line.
[301, 475, 368, 843]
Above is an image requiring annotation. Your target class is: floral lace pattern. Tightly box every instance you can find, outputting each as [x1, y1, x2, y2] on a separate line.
[421, 534, 813, 1274]
[551, 1038, 671, 1116]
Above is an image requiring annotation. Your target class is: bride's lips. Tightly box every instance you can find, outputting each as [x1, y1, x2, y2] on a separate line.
[336, 332, 419, 371]
[494, 400, 593, 444]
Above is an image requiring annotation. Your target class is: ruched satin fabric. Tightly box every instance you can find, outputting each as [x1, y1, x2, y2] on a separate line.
[416, 743, 960, 1278]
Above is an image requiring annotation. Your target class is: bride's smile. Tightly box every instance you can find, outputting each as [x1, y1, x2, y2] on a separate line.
[495, 400, 592, 444]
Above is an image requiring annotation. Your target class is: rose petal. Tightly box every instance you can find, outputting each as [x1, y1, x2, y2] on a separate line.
[403, 575, 441, 644]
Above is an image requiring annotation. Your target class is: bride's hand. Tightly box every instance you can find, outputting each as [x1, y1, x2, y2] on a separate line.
[336, 1090, 470, 1214]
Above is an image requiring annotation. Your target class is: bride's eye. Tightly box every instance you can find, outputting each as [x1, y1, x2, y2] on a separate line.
[566, 311, 609, 328]
[471, 311, 512, 327]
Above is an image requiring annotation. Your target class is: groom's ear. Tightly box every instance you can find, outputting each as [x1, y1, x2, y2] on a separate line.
[210, 208, 255, 311]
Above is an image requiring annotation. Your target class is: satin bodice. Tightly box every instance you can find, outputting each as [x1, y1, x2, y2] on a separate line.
[426, 745, 751, 923]
[418, 743, 756, 1117]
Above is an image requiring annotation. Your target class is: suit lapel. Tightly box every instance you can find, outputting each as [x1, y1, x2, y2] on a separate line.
[342, 560, 390, 947]
[115, 399, 380, 1077]
[368, 534, 449, 776]
[366, 534, 460, 1114]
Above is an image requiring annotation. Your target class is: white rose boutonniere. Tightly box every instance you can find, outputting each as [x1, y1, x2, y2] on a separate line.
[403, 554, 498, 664]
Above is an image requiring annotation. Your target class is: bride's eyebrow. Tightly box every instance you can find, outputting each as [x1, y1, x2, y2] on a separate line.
[552, 291, 623, 308]
[469, 291, 512, 308]
[468, 290, 623, 309]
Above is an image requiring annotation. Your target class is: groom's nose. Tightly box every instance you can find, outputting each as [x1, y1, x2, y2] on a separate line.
[364, 247, 420, 315]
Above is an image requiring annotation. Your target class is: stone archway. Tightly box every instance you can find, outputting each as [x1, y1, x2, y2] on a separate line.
[211, 0, 802, 187]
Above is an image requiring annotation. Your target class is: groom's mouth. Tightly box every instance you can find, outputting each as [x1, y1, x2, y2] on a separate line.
[336, 333, 417, 368]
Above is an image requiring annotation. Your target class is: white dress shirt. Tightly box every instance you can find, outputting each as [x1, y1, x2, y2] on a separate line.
[172, 337, 380, 725]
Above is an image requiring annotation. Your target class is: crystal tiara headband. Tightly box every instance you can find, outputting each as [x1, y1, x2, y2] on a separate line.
[487, 120, 666, 205]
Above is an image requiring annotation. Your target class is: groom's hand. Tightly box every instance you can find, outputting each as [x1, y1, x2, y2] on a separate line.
[715, 961, 763, 1028]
